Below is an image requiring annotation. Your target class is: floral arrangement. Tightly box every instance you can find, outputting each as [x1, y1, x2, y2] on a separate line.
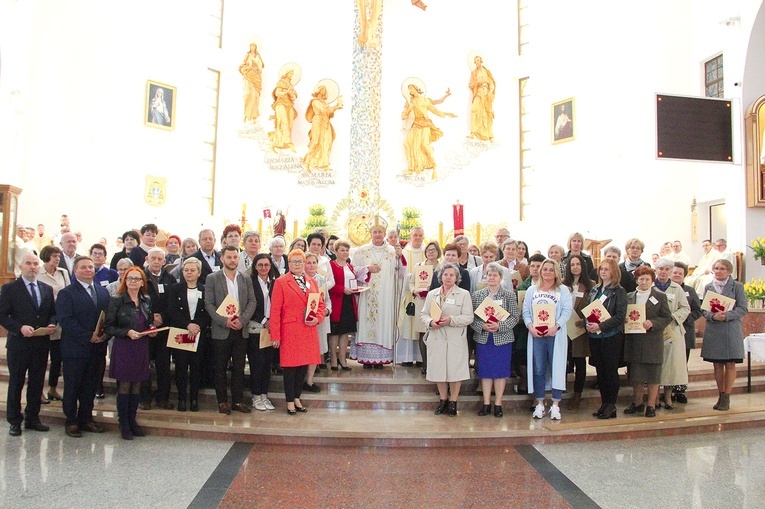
[399, 207, 422, 241]
[743, 278, 765, 301]
[748, 237, 765, 262]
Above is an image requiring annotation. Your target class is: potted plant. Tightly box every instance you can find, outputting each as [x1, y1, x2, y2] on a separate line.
[743, 278, 765, 309]
[748, 237, 765, 265]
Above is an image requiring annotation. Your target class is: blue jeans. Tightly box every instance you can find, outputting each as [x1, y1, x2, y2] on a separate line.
[532, 336, 562, 402]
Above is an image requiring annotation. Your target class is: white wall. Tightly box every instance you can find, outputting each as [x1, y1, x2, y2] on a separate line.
[0, 0, 761, 263]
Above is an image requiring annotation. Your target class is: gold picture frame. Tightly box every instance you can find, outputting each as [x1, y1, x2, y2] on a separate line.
[145, 80, 176, 131]
[552, 97, 574, 144]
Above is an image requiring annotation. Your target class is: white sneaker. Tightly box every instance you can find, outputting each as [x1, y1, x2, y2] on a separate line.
[253, 395, 267, 411]
[532, 403, 546, 419]
[550, 405, 561, 420]
[262, 396, 275, 410]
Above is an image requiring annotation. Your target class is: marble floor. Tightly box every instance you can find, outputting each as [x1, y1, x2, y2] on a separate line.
[2, 427, 764, 508]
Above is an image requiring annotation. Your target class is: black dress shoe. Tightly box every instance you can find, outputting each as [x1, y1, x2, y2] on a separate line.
[675, 393, 688, 404]
[340, 364, 352, 371]
[478, 404, 491, 416]
[177, 400, 187, 412]
[25, 421, 50, 432]
[494, 405, 503, 418]
[190, 400, 199, 412]
[156, 401, 174, 410]
[415, 361, 423, 367]
[287, 408, 297, 416]
[294, 405, 307, 413]
[65, 425, 83, 438]
[373, 364, 383, 370]
[447, 401, 457, 417]
[95, 392, 105, 400]
[434, 400, 448, 415]
[597, 404, 617, 419]
[401, 362, 414, 367]
[645, 406, 656, 418]
[9, 424, 21, 436]
[303, 382, 321, 393]
[623, 403, 645, 414]
[318, 363, 327, 370]
[592, 404, 606, 417]
[363, 364, 373, 370]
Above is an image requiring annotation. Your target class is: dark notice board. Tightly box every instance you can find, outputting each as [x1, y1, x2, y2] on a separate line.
[656, 94, 732, 162]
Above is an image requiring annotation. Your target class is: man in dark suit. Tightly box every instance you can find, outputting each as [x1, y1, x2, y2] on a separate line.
[140, 247, 176, 409]
[187, 229, 222, 283]
[56, 256, 110, 437]
[0, 253, 57, 436]
[204, 246, 256, 414]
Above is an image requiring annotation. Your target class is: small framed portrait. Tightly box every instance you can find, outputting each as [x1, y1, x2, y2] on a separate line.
[552, 97, 574, 144]
[145, 80, 176, 131]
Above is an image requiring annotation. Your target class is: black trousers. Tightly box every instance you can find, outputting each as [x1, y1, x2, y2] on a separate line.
[213, 330, 247, 405]
[141, 334, 171, 403]
[248, 336, 274, 395]
[589, 334, 623, 405]
[48, 340, 62, 387]
[282, 365, 308, 402]
[62, 354, 100, 426]
[173, 347, 201, 401]
[6, 348, 48, 426]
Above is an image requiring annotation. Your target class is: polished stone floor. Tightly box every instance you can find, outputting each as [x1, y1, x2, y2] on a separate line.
[2, 427, 764, 508]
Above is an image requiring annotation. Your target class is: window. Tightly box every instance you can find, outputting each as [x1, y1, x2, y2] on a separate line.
[704, 54, 723, 98]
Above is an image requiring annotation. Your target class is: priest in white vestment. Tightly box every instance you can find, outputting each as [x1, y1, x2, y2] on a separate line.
[351, 215, 403, 368]
[693, 239, 737, 293]
[396, 227, 426, 364]
[684, 239, 721, 293]
[666, 240, 691, 266]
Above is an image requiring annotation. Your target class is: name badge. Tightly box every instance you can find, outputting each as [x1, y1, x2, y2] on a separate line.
[197, 290, 203, 300]
[684, 292, 690, 297]
[445, 298, 455, 305]
[100, 280, 109, 287]
[212, 266, 221, 272]
[599, 294, 608, 302]
[493, 299, 503, 305]
[158, 284, 165, 293]
[667, 293, 675, 300]
[575, 291, 584, 298]
[649, 296, 658, 305]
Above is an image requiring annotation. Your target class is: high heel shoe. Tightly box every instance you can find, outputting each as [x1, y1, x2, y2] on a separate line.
[592, 404, 606, 417]
[339, 363, 352, 371]
[295, 405, 307, 413]
[434, 400, 448, 415]
[597, 404, 617, 419]
[493, 405, 503, 418]
[287, 407, 297, 416]
[478, 404, 491, 416]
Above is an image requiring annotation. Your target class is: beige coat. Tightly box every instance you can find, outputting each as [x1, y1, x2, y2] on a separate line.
[420, 286, 473, 382]
[657, 281, 690, 385]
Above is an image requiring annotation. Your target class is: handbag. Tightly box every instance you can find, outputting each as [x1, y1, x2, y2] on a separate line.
[406, 301, 416, 316]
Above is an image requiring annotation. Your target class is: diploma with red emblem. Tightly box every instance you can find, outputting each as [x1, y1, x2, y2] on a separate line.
[166, 327, 198, 352]
[414, 265, 434, 291]
[581, 300, 611, 332]
[305, 293, 320, 320]
[532, 303, 556, 336]
[624, 304, 646, 334]
[216, 294, 240, 321]
[475, 296, 510, 323]
[701, 291, 735, 314]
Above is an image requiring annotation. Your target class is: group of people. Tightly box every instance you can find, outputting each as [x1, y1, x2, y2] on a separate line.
[2, 219, 749, 439]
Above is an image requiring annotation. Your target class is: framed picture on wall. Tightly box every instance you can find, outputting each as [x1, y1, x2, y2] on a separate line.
[552, 97, 574, 144]
[145, 80, 176, 131]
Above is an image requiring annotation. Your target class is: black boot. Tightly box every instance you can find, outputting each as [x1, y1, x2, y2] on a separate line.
[128, 394, 146, 437]
[447, 401, 457, 417]
[117, 394, 133, 440]
[434, 400, 448, 415]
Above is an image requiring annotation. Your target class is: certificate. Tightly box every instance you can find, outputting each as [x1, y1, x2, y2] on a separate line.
[517, 290, 527, 307]
[305, 293, 321, 320]
[581, 300, 611, 325]
[701, 291, 735, 313]
[532, 303, 556, 336]
[216, 294, 239, 319]
[566, 313, 585, 339]
[474, 296, 510, 323]
[624, 304, 646, 334]
[430, 299, 442, 322]
[166, 327, 198, 352]
[414, 265, 434, 291]
[508, 270, 523, 290]
[259, 327, 272, 349]
[135, 326, 170, 337]
[95, 311, 106, 337]
[31, 326, 57, 337]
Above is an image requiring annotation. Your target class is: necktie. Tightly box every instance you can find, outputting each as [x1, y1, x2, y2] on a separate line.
[29, 283, 39, 310]
[88, 284, 97, 305]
